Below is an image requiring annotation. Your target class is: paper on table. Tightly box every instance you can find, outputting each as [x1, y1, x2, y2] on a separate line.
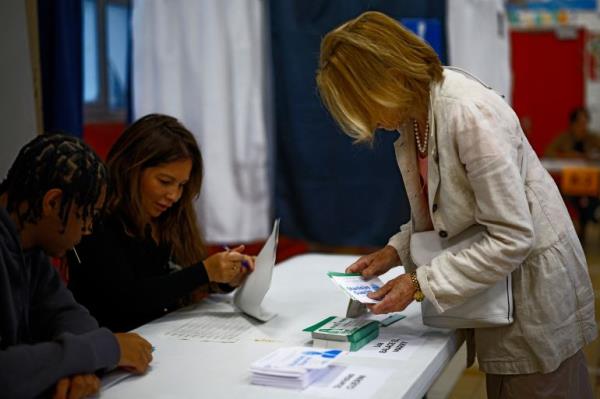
[327, 273, 383, 304]
[250, 346, 346, 390]
[305, 365, 393, 399]
[251, 346, 345, 373]
[349, 330, 425, 360]
[100, 369, 131, 391]
[101, 365, 158, 391]
[164, 312, 254, 342]
[233, 219, 279, 321]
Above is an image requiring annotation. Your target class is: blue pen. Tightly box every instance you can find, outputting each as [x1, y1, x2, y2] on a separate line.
[223, 245, 250, 270]
[241, 260, 250, 270]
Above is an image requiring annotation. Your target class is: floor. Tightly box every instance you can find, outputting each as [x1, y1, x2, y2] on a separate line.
[446, 223, 600, 399]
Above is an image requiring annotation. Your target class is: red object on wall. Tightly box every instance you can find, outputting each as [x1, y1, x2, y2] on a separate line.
[83, 122, 125, 159]
[511, 29, 585, 155]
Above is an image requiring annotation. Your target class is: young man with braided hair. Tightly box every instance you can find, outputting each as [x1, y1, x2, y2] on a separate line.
[0, 134, 153, 399]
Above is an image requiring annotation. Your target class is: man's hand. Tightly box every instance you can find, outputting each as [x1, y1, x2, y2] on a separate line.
[53, 374, 100, 399]
[114, 332, 153, 374]
[367, 274, 416, 314]
[346, 246, 400, 278]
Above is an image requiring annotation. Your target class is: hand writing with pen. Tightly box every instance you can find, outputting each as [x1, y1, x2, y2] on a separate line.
[204, 245, 256, 287]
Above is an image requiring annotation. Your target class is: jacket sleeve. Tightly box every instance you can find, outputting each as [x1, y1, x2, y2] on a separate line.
[387, 221, 417, 273]
[416, 98, 535, 313]
[30, 253, 104, 338]
[71, 231, 210, 321]
[0, 256, 120, 399]
[116, 261, 210, 312]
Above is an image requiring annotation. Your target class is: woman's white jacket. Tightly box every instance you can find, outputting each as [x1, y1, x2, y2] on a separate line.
[387, 69, 596, 374]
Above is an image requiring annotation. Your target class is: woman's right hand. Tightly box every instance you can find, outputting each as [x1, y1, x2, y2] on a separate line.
[114, 332, 153, 374]
[204, 245, 254, 284]
[346, 245, 400, 278]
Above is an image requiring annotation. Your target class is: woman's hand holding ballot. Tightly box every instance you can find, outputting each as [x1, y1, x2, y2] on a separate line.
[346, 245, 399, 277]
[366, 274, 416, 314]
[347, 245, 416, 314]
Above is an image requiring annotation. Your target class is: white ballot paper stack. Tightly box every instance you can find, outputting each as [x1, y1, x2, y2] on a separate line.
[250, 346, 345, 390]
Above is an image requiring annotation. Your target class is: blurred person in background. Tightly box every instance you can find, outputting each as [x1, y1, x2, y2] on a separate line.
[546, 107, 600, 244]
[545, 107, 600, 159]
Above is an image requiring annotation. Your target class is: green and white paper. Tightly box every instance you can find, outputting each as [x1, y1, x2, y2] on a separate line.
[327, 272, 384, 304]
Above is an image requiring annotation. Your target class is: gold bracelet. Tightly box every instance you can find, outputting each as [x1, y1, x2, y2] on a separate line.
[409, 272, 425, 302]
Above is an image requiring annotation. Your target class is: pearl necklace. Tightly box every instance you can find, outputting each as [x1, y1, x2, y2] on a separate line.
[412, 119, 429, 158]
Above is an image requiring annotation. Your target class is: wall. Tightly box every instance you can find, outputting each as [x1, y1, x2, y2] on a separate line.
[0, 1, 37, 177]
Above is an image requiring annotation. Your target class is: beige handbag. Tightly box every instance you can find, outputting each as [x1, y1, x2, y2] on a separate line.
[410, 225, 513, 329]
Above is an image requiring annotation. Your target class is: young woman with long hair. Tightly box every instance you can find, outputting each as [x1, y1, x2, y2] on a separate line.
[68, 114, 253, 332]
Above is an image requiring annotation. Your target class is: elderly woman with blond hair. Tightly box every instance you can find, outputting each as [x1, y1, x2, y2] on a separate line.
[316, 11, 596, 398]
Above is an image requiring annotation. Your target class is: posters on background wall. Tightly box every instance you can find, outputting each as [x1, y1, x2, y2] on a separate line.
[508, 0, 600, 132]
[508, 0, 598, 27]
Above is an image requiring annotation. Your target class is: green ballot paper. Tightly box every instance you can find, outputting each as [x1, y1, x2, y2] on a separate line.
[303, 316, 380, 351]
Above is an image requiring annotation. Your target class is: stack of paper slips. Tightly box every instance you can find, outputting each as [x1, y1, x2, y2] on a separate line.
[304, 316, 380, 351]
[327, 272, 384, 304]
[250, 346, 345, 389]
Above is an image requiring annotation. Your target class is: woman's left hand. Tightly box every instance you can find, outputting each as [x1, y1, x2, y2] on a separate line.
[366, 274, 416, 314]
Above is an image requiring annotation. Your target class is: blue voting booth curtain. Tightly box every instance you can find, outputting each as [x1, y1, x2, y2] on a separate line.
[270, 0, 446, 246]
[38, 0, 83, 137]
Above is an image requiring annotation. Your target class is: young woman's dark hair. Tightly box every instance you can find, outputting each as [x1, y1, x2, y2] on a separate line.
[0, 133, 106, 230]
[106, 113, 205, 265]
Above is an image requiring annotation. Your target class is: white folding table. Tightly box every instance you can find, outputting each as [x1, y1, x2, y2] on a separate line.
[100, 253, 460, 399]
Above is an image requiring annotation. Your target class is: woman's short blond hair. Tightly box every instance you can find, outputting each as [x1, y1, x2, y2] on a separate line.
[316, 11, 444, 142]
